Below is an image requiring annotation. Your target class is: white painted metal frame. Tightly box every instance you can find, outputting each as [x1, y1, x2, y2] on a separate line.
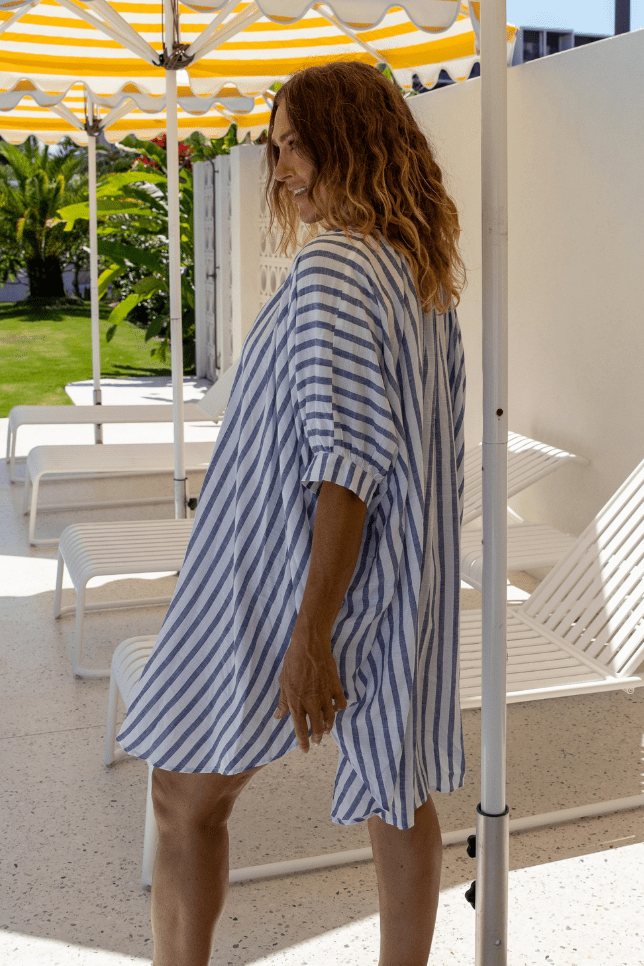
[87, 119, 103, 443]
[164, 43, 186, 520]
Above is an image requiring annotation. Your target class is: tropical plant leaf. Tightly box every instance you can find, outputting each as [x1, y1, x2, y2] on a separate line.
[58, 197, 155, 230]
[133, 274, 164, 297]
[98, 240, 166, 275]
[107, 292, 145, 326]
[144, 313, 167, 340]
[117, 185, 167, 213]
[96, 170, 167, 194]
[97, 263, 127, 298]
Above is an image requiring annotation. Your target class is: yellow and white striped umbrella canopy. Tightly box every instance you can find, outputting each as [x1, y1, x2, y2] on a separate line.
[0, 1, 517, 108]
[0, 78, 267, 143]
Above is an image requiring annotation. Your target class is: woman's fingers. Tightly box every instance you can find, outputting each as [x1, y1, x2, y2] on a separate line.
[307, 706, 327, 744]
[273, 687, 289, 719]
[275, 639, 348, 751]
[290, 703, 312, 753]
[332, 685, 348, 710]
[319, 697, 336, 734]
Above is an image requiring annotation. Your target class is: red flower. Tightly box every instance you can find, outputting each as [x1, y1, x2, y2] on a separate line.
[131, 135, 194, 172]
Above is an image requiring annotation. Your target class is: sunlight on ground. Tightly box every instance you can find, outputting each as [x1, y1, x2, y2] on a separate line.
[248, 884, 475, 966]
[249, 912, 382, 966]
[505, 577, 532, 604]
[0, 932, 150, 965]
[0, 555, 67, 595]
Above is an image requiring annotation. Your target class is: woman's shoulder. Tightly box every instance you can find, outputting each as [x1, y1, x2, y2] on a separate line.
[293, 229, 388, 278]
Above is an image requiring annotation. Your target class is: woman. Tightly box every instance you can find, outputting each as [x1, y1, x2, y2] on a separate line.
[117, 60, 467, 966]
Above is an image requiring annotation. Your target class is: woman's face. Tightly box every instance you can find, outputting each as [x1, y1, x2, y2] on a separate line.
[271, 101, 327, 225]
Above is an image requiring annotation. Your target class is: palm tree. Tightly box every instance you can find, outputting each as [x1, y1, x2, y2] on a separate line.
[0, 136, 89, 298]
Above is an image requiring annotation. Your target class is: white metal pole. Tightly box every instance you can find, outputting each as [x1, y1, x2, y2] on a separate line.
[87, 129, 103, 443]
[476, 0, 510, 963]
[165, 2, 187, 520]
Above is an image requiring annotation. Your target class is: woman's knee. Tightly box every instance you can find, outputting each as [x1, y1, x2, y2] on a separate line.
[151, 765, 263, 835]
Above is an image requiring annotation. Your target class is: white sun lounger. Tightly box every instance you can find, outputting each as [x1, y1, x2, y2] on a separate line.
[22, 440, 216, 546]
[462, 432, 587, 526]
[105, 455, 644, 887]
[55, 519, 194, 678]
[6, 361, 239, 483]
[459, 433, 587, 588]
[47, 427, 587, 670]
[459, 455, 644, 707]
[460, 523, 577, 592]
[20, 365, 240, 546]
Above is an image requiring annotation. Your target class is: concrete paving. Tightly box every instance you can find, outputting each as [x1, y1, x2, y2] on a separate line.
[1, 379, 643, 965]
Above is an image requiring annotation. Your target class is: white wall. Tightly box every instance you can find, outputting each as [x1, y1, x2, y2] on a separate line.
[408, 29, 644, 536]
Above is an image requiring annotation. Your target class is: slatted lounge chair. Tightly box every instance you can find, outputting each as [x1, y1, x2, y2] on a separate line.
[55, 519, 194, 678]
[105, 456, 644, 886]
[459, 433, 587, 589]
[104, 636, 158, 886]
[459, 455, 644, 707]
[460, 522, 577, 592]
[20, 363, 239, 546]
[462, 432, 587, 526]
[49, 429, 588, 674]
[6, 361, 239, 483]
[22, 440, 216, 547]
[23, 426, 584, 549]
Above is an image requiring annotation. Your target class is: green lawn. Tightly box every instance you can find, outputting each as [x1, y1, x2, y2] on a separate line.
[0, 301, 175, 416]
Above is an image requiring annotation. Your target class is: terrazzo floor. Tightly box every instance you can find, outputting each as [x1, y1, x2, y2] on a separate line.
[1, 379, 643, 965]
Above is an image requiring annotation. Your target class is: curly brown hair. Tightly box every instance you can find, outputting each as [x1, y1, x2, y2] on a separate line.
[262, 60, 466, 313]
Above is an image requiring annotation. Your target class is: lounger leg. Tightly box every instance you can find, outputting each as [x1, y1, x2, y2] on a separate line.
[22, 466, 31, 514]
[28, 476, 40, 546]
[53, 552, 65, 619]
[104, 670, 120, 766]
[10, 429, 17, 483]
[141, 764, 159, 889]
[71, 584, 87, 676]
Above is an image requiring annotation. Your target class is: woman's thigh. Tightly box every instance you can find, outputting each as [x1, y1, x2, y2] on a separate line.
[152, 764, 267, 832]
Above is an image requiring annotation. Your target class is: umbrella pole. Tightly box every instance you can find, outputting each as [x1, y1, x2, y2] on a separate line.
[88, 130, 102, 443]
[165, 63, 187, 519]
[476, 0, 509, 963]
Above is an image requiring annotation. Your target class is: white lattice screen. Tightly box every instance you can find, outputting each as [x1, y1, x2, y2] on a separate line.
[258, 165, 311, 309]
[195, 145, 312, 382]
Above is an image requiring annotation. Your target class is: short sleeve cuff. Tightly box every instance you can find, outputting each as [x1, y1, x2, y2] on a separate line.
[301, 451, 381, 506]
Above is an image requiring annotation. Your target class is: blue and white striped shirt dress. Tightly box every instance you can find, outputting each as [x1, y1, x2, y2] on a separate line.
[117, 229, 466, 829]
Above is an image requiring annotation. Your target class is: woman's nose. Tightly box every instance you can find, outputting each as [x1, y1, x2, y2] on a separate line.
[274, 156, 291, 182]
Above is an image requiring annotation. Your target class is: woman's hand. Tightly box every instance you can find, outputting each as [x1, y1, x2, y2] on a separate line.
[274, 633, 347, 753]
[273, 481, 363, 753]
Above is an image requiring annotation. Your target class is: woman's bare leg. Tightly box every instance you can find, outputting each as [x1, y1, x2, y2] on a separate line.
[367, 795, 443, 966]
[150, 764, 265, 966]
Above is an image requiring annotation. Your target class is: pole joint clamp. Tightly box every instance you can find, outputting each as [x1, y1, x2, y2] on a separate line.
[159, 43, 194, 69]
